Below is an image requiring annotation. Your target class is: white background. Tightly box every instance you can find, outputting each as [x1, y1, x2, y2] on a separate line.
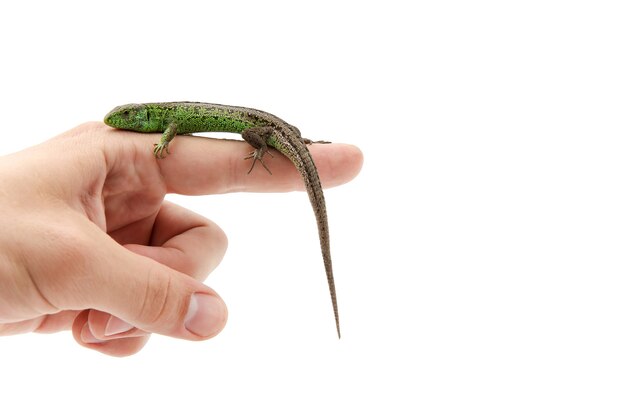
[1, 0, 625, 415]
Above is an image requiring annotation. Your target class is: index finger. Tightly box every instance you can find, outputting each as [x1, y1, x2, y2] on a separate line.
[105, 127, 363, 196]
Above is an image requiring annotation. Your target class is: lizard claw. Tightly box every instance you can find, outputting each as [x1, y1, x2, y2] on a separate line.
[244, 149, 273, 175]
[153, 143, 170, 159]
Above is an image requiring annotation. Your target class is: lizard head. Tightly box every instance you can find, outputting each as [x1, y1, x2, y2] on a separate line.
[104, 103, 154, 132]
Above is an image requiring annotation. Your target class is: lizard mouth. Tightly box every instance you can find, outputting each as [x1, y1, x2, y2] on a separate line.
[104, 105, 135, 128]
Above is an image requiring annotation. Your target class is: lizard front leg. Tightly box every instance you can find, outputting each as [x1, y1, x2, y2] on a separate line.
[153, 122, 178, 159]
[242, 126, 275, 174]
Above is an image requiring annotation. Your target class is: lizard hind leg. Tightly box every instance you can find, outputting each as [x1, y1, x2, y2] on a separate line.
[244, 149, 274, 174]
[242, 126, 275, 174]
[301, 137, 331, 145]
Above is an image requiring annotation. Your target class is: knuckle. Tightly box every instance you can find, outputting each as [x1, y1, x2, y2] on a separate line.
[136, 267, 180, 330]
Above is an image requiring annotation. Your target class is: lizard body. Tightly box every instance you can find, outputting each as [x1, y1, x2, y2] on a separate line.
[104, 102, 340, 338]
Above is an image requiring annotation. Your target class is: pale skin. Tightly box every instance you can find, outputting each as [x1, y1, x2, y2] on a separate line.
[0, 122, 363, 357]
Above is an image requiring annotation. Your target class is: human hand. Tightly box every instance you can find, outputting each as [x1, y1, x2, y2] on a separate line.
[0, 122, 363, 356]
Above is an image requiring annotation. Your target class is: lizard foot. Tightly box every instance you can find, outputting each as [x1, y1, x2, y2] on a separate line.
[244, 149, 274, 175]
[301, 137, 331, 145]
[153, 143, 170, 159]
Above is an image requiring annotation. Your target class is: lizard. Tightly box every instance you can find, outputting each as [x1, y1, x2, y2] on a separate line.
[103, 102, 340, 338]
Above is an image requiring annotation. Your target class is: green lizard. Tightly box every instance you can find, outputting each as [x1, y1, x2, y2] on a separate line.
[104, 102, 340, 338]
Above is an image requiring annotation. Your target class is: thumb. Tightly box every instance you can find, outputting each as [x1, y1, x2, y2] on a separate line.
[103, 247, 227, 340]
[59, 232, 228, 341]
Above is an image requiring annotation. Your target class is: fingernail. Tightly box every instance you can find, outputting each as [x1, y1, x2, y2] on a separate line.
[104, 315, 135, 336]
[184, 293, 227, 337]
[81, 323, 103, 344]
